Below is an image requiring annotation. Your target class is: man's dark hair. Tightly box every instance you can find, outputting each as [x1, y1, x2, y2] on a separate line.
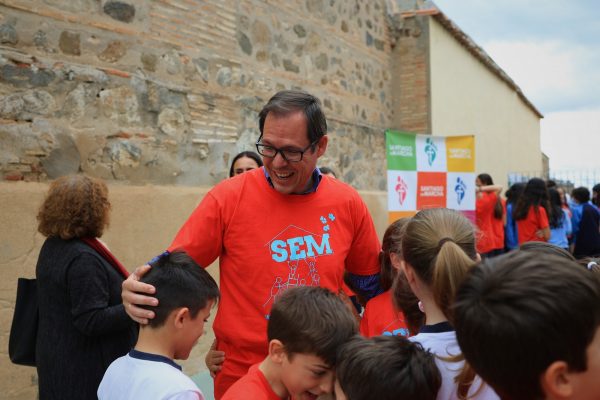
[141, 251, 220, 328]
[572, 186, 591, 203]
[267, 286, 357, 366]
[336, 335, 441, 400]
[453, 251, 600, 400]
[258, 90, 327, 145]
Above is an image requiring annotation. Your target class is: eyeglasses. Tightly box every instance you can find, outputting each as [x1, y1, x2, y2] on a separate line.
[255, 137, 320, 162]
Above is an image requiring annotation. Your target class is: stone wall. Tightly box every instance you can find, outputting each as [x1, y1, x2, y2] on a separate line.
[0, 0, 395, 190]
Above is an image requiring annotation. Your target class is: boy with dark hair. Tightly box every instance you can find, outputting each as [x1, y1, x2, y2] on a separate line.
[222, 286, 358, 400]
[98, 251, 219, 400]
[334, 335, 441, 400]
[454, 251, 600, 400]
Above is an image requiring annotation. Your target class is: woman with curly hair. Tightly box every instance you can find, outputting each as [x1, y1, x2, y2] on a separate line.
[35, 175, 137, 400]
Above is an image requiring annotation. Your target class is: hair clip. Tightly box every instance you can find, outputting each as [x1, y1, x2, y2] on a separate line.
[587, 261, 598, 270]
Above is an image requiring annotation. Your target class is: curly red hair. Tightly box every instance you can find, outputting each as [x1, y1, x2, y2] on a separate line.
[37, 175, 111, 239]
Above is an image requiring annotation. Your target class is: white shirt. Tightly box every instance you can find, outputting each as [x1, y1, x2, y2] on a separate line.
[411, 324, 499, 400]
[98, 350, 205, 400]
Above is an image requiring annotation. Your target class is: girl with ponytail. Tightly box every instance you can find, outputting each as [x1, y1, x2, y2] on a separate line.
[401, 208, 498, 400]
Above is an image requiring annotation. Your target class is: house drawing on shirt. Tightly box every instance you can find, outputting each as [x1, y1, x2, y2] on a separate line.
[262, 224, 333, 307]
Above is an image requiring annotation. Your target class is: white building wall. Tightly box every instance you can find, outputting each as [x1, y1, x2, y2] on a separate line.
[428, 18, 542, 190]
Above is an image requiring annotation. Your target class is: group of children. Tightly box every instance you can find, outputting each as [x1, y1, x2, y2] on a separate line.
[98, 206, 600, 400]
[476, 174, 600, 261]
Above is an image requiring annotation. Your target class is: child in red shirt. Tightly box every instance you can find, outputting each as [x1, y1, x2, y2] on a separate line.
[360, 218, 410, 337]
[222, 286, 357, 400]
[513, 178, 551, 244]
[474, 173, 504, 257]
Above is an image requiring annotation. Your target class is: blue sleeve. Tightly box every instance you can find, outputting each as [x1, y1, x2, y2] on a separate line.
[563, 209, 572, 236]
[346, 272, 384, 302]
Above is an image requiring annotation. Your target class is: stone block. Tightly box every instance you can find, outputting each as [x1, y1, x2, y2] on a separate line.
[237, 32, 252, 55]
[103, 1, 136, 23]
[158, 108, 185, 138]
[216, 67, 232, 87]
[98, 86, 141, 125]
[59, 31, 81, 56]
[251, 20, 271, 46]
[141, 53, 158, 72]
[98, 40, 128, 63]
[0, 23, 18, 45]
[293, 24, 306, 38]
[283, 59, 299, 73]
[40, 133, 81, 178]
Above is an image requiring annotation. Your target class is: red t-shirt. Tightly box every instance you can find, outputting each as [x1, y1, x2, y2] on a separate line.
[517, 206, 549, 244]
[476, 192, 503, 253]
[491, 199, 506, 250]
[168, 168, 381, 397]
[360, 290, 409, 338]
[222, 364, 281, 400]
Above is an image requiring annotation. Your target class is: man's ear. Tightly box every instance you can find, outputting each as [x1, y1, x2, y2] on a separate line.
[475, 252, 482, 262]
[540, 361, 572, 399]
[268, 339, 286, 365]
[173, 308, 190, 329]
[316, 135, 328, 158]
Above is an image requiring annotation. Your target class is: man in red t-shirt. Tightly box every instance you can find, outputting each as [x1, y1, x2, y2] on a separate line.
[121, 90, 382, 398]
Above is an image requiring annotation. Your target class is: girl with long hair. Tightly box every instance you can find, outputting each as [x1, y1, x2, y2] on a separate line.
[401, 208, 498, 400]
[512, 178, 551, 244]
[475, 173, 504, 257]
[547, 187, 572, 250]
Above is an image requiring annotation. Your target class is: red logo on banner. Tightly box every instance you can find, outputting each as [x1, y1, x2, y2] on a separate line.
[395, 176, 408, 205]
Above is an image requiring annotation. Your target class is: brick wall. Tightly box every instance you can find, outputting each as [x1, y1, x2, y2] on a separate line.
[390, 14, 431, 134]
[0, 0, 394, 190]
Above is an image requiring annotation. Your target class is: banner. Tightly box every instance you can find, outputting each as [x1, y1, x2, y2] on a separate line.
[386, 131, 476, 223]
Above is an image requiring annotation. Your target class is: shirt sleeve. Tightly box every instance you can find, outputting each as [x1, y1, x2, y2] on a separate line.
[168, 192, 224, 268]
[344, 194, 381, 276]
[346, 272, 383, 302]
[68, 252, 132, 336]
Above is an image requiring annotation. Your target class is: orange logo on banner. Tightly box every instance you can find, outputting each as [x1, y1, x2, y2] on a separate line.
[417, 172, 447, 209]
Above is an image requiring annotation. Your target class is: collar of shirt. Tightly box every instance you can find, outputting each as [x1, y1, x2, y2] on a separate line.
[418, 321, 454, 334]
[263, 168, 323, 194]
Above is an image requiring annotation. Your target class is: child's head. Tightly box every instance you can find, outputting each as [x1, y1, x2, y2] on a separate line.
[401, 207, 477, 320]
[514, 177, 551, 221]
[335, 335, 441, 400]
[141, 251, 220, 359]
[454, 251, 600, 400]
[267, 286, 358, 399]
[380, 217, 411, 290]
[572, 186, 591, 204]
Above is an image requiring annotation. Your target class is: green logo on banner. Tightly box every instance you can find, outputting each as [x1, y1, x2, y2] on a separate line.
[386, 130, 417, 171]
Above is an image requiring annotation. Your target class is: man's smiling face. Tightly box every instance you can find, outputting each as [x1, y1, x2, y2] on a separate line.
[260, 110, 327, 195]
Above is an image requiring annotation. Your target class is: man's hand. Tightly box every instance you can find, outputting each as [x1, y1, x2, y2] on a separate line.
[122, 264, 158, 324]
[205, 339, 225, 378]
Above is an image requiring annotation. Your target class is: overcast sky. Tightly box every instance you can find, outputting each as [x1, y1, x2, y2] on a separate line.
[432, 0, 600, 174]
